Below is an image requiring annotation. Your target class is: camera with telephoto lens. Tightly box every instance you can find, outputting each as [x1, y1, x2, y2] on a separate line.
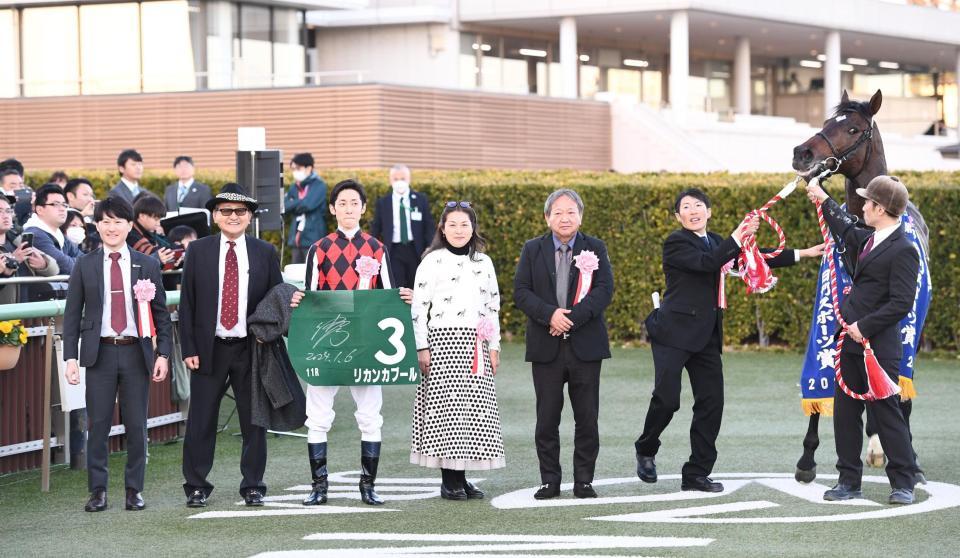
[2, 252, 18, 271]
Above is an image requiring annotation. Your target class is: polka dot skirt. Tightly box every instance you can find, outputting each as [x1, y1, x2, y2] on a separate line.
[410, 327, 505, 471]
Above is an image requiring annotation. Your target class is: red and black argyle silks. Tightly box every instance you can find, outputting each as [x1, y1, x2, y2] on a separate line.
[312, 230, 386, 291]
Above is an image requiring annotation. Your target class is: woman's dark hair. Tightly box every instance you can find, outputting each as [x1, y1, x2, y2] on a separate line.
[60, 209, 84, 233]
[673, 188, 711, 213]
[329, 179, 366, 206]
[424, 203, 486, 261]
[94, 196, 134, 222]
[133, 194, 166, 219]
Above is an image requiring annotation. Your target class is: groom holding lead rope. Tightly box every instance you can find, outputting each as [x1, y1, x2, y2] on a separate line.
[806, 175, 919, 505]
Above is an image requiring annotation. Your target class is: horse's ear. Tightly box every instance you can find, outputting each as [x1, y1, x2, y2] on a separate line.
[841, 89, 850, 104]
[869, 89, 883, 115]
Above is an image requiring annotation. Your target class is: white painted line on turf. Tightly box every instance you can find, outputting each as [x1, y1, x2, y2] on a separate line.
[590, 500, 781, 523]
[283, 485, 443, 493]
[188, 506, 399, 519]
[255, 554, 662, 558]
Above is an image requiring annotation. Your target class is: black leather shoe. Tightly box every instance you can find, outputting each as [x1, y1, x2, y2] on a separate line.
[440, 484, 468, 501]
[244, 489, 265, 506]
[463, 481, 485, 500]
[125, 488, 145, 511]
[186, 489, 207, 508]
[573, 482, 597, 498]
[681, 476, 724, 492]
[889, 488, 914, 505]
[533, 483, 560, 500]
[636, 454, 657, 483]
[84, 489, 107, 512]
[823, 483, 862, 501]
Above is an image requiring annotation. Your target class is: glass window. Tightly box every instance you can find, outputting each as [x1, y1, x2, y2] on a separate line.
[0, 10, 18, 98]
[80, 3, 141, 94]
[236, 4, 271, 88]
[479, 36, 502, 92]
[141, 1, 196, 93]
[22, 6, 80, 96]
[642, 70, 663, 107]
[273, 8, 304, 87]
[205, 0, 237, 89]
[459, 33, 480, 89]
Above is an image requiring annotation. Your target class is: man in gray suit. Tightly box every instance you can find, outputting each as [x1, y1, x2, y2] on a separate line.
[63, 196, 173, 512]
[108, 149, 145, 204]
[164, 155, 212, 212]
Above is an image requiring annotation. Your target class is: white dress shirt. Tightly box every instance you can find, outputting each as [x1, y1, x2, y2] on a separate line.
[390, 191, 413, 244]
[215, 234, 250, 338]
[100, 244, 138, 337]
[177, 179, 194, 202]
[870, 221, 900, 249]
[121, 177, 140, 197]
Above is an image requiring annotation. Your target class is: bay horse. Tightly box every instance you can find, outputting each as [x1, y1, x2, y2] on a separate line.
[790, 89, 930, 482]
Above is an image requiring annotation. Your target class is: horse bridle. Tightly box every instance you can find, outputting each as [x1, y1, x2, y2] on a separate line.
[814, 110, 875, 180]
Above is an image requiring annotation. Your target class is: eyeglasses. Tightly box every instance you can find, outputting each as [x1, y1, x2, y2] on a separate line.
[215, 207, 250, 217]
[41, 202, 68, 209]
[445, 201, 472, 209]
[0, 209, 14, 215]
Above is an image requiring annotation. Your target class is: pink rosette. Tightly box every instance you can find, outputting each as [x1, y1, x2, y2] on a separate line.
[571, 250, 599, 305]
[355, 255, 381, 290]
[471, 316, 497, 375]
[132, 279, 156, 338]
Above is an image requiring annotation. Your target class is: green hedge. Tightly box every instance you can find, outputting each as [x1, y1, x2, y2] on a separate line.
[27, 169, 960, 351]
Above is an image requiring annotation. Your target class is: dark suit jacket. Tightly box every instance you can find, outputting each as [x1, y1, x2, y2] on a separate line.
[369, 191, 435, 256]
[164, 181, 213, 212]
[644, 229, 798, 354]
[514, 231, 614, 363]
[822, 198, 919, 359]
[178, 234, 283, 375]
[108, 182, 138, 205]
[62, 248, 173, 370]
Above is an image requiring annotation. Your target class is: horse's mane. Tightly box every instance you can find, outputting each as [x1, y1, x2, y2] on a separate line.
[830, 99, 872, 121]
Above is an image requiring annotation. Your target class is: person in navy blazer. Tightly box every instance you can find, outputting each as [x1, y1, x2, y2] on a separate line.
[62, 196, 173, 512]
[806, 175, 920, 505]
[178, 183, 300, 508]
[514, 189, 614, 500]
[108, 149, 145, 204]
[370, 164, 435, 288]
[163, 155, 213, 212]
[636, 188, 820, 493]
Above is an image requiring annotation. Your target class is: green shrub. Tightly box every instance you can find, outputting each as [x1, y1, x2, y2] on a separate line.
[28, 169, 960, 351]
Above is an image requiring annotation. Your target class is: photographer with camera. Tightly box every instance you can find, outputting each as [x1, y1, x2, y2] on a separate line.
[1, 194, 58, 304]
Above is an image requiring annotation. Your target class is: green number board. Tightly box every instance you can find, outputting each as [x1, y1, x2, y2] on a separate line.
[287, 289, 420, 386]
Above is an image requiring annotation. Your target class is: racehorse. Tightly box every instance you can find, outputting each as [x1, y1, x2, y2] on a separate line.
[790, 89, 930, 482]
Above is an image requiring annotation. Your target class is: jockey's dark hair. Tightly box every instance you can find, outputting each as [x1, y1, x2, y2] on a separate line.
[673, 188, 711, 213]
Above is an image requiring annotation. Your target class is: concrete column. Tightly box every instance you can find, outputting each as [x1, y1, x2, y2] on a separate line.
[669, 11, 689, 114]
[559, 16, 578, 98]
[824, 30, 841, 117]
[734, 36, 751, 115]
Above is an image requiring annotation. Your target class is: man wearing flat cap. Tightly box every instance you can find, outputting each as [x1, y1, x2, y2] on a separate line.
[806, 175, 920, 506]
[179, 183, 302, 508]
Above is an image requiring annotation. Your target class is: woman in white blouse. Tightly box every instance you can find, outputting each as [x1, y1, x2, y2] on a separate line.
[409, 201, 505, 500]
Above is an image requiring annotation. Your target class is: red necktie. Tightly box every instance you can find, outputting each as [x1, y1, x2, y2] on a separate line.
[221, 241, 239, 329]
[859, 235, 875, 261]
[109, 252, 126, 335]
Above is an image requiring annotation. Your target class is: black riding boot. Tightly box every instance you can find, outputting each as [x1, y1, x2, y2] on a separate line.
[302, 443, 328, 505]
[359, 441, 384, 505]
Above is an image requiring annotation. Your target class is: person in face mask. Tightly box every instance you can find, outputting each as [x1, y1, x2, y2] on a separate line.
[283, 153, 327, 264]
[61, 209, 90, 255]
[370, 164, 436, 288]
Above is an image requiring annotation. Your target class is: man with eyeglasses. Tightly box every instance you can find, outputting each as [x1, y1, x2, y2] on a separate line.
[1, 194, 58, 304]
[22, 184, 79, 301]
[179, 183, 302, 509]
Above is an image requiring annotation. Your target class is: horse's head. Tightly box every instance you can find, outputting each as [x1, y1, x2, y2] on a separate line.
[792, 89, 882, 180]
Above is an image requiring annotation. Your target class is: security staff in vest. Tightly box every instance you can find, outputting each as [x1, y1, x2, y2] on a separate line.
[370, 164, 435, 288]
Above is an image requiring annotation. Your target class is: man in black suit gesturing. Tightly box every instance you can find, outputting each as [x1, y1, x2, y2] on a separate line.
[179, 183, 302, 508]
[636, 188, 820, 492]
[63, 196, 173, 512]
[370, 164, 435, 288]
[514, 189, 614, 500]
[806, 176, 920, 505]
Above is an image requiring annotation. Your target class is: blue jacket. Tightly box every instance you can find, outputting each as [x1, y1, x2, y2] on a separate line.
[283, 173, 327, 248]
[24, 226, 78, 276]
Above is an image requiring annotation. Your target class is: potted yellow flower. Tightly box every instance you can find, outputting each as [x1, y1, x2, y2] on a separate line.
[0, 319, 28, 370]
